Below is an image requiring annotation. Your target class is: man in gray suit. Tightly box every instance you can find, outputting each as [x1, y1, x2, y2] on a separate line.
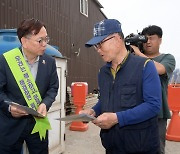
[0, 18, 59, 154]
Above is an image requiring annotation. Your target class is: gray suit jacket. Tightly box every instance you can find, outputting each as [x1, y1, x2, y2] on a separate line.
[0, 48, 59, 145]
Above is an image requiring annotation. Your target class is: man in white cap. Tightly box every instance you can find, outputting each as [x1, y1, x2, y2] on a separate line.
[81, 19, 162, 154]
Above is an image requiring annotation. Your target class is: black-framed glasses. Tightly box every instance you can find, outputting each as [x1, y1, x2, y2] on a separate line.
[94, 36, 115, 50]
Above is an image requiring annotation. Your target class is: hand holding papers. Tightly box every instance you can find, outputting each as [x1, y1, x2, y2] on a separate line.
[56, 113, 96, 122]
[5, 101, 44, 118]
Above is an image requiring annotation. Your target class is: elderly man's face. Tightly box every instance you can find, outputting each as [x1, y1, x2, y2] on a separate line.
[94, 34, 123, 63]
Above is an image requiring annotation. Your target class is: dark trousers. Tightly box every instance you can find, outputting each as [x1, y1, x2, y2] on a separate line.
[157, 118, 167, 154]
[0, 119, 48, 154]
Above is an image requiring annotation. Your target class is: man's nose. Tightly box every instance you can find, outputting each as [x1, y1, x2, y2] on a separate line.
[97, 48, 102, 53]
[41, 41, 47, 47]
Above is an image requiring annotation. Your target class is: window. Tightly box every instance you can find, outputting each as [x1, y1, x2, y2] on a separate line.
[80, 0, 88, 17]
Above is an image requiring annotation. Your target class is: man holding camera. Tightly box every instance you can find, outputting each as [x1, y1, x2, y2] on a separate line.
[132, 25, 176, 154]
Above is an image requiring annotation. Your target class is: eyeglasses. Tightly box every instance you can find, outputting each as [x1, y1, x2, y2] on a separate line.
[94, 36, 115, 50]
[36, 36, 50, 44]
[27, 36, 50, 45]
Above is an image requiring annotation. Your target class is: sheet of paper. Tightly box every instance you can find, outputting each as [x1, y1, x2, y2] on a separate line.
[56, 113, 96, 122]
[5, 101, 44, 118]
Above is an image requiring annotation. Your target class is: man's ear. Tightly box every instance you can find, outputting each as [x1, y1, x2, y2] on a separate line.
[160, 38, 162, 45]
[21, 37, 27, 48]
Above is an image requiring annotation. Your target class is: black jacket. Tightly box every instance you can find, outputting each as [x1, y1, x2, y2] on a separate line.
[0, 48, 59, 145]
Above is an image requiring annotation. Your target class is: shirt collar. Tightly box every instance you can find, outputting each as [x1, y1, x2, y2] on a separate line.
[22, 48, 39, 63]
[106, 51, 130, 68]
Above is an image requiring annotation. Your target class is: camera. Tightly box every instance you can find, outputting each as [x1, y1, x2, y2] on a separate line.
[125, 33, 148, 53]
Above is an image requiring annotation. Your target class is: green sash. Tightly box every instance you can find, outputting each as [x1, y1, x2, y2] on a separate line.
[3, 48, 51, 140]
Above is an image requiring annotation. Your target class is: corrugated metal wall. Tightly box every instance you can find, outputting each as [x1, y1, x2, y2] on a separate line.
[0, 0, 106, 92]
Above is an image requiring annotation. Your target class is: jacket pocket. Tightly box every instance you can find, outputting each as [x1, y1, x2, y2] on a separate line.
[120, 85, 137, 108]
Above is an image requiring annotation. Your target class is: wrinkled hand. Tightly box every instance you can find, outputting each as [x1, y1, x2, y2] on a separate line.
[93, 112, 118, 129]
[10, 104, 28, 118]
[37, 103, 47, 117]
[79, 108, 96, 117]
[79, 109, 96, 123]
